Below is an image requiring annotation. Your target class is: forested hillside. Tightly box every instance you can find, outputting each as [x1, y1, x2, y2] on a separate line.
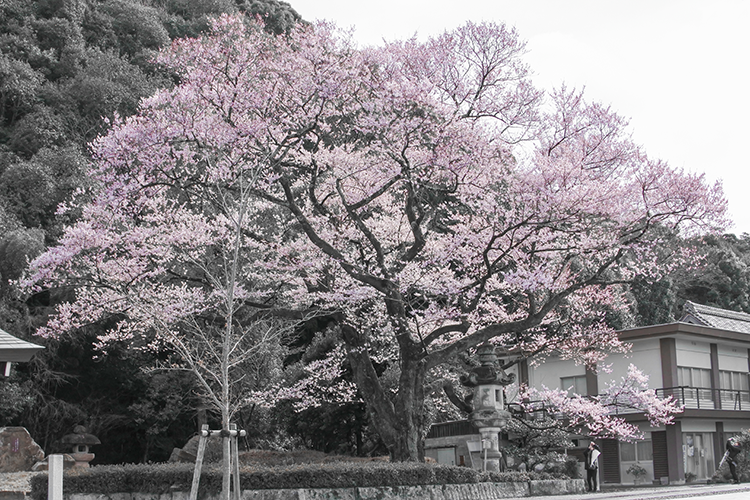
[0, 0, 303, 464]
[0, 0, 748, 465]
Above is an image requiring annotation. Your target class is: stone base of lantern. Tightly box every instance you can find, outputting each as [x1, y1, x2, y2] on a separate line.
[70, 452, 95, 468]
[477, 426, 503, 472]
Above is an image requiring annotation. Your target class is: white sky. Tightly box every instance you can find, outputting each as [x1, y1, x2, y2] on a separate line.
[291, 0, 750, 234]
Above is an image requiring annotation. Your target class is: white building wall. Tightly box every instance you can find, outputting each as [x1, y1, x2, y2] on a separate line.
[723, 421, 750, 433]
[680, 419, 718, 433]
[526, 355, 585, 392]
[602, 339, 662, 391]
[675, 339, 711, 369]
[717, 344, 748, 372]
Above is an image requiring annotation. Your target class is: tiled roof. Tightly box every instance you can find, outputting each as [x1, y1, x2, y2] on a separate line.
[0, 328, 44, 362]
[681, 301, 750, 334]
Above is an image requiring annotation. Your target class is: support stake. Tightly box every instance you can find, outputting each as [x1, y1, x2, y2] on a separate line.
[48, 454, 63, 500]
[189, 424, 209, 500]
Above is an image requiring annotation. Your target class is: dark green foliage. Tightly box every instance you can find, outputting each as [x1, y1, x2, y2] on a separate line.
[0, 0, 304, 234]
[0, 146, 88, 229]
[630, 233, 750, 326]
[12, 331, 200, 464]
[0, 227, 45, 285]
[680, 234, 750, 313]
[0, 0, 306, 466]
[0, 371, 35, 421]
[6, 106, 67, 156]
[0, 160, 58, 227]
[29, 461, 567, 500]
[277, 401, 377, 456]
[0, 54, 42, 124]
[240, 0, 302, 35]
[100, 0, 170, 58]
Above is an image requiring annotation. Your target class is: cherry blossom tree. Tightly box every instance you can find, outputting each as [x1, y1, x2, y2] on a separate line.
[512, 364, 683, 442]
[26, 14, 727, 463]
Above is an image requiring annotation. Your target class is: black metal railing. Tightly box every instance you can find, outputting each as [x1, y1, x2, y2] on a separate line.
[426, 386, 750, 439]
[655, 386, 750, 411]
[508, 386, 750, 419]
[507, 400, 563, 420]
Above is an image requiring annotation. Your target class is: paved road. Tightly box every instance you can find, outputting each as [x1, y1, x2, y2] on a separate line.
[518, 483, 750, 500]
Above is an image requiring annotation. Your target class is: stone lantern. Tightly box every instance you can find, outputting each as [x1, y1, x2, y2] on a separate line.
[61, 425, 100, 468]
[460, 343, 515, 472]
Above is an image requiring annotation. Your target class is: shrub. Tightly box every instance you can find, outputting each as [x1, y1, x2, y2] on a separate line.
[29, 461, 573, 500]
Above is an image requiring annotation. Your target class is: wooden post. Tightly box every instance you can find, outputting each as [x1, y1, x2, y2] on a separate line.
[188, 424, 245, 500]
[48, 454, 63, 500]
[189, 424, 209, 500]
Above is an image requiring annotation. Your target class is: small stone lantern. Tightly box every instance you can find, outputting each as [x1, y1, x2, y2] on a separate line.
[61, 425, 100, 468]
[460, 343, 515, 472]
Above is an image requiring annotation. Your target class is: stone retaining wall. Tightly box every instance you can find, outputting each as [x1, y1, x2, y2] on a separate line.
[65, 480, 584, 500]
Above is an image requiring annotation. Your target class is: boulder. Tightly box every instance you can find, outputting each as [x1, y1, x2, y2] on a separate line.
[169, 434, 224, 463]
[0, 427, 45, 472]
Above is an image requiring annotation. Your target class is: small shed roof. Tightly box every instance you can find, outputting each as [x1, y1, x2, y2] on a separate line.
[0, 328, 45, 362]
[680, 301, 750, 334]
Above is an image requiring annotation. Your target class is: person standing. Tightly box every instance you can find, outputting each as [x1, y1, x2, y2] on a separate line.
[725, 437, 741, 484]
[583, 441, 601, 492]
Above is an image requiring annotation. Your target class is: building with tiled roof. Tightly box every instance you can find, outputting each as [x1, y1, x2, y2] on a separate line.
[681, 300, 750, 334]
[426, 301, 750, 486]
[0, 327, 44, 376]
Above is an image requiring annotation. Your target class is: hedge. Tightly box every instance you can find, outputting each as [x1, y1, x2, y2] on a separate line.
[29, 461, 566, 500]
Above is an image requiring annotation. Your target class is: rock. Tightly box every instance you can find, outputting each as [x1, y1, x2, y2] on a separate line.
[169, 434, 224, 463]
[169, 447, 197, 463]
[0, 427, 45, 473]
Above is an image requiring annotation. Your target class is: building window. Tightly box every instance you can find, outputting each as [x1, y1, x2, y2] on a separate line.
[719, 370, 750, 404]
[719, 370, 749, 392]
[560, 375, 587, 395]
[676, 366, 711, 388]
[620, 440, 652, 463]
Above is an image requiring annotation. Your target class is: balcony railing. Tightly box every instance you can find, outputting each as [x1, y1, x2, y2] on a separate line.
[656, 386, 750, 411]
[427, 387, 750, 438]
[507, 386, 750, 420]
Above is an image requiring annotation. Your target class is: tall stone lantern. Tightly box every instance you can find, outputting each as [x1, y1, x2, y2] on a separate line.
[460, 343, 515, 472]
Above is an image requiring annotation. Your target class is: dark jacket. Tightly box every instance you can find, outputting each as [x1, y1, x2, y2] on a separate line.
[727, 440, 741, 460]
[584, 445, 601, 470]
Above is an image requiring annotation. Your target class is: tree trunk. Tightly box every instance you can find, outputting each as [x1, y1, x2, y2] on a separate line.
[342, 323, 427, 462]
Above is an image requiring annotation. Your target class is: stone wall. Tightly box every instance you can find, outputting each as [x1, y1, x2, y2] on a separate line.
[64, 480, 585, 500]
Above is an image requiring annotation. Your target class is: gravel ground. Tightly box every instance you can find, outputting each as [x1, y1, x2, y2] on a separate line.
[0, 472, 45, 492]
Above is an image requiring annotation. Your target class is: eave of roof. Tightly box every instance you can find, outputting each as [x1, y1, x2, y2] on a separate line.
[618, 321, 750, 344]
[682, 300, 750, 334]
[0, 328, 45, 362]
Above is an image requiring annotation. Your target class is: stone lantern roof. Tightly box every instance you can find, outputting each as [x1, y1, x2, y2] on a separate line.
[61, 425, 101, 446]
[459, 343, 515, 388]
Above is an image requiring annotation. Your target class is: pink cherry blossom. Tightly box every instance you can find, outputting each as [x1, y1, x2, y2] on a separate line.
[24, 14, 725, 461]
